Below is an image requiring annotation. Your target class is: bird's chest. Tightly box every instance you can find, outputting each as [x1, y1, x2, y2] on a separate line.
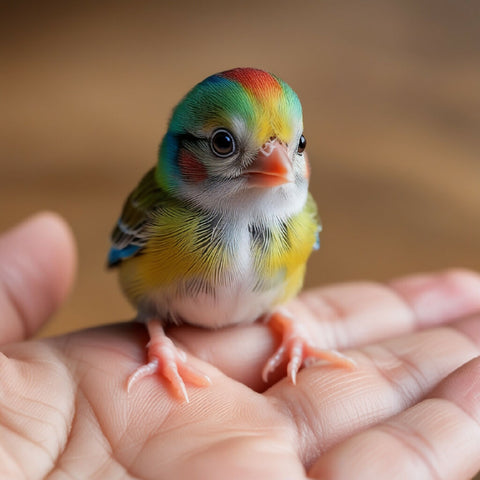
[162, 222, 287, 327]
[124, 212, 313, 327]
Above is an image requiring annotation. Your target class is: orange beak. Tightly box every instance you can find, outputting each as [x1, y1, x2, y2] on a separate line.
[244, 141, 294, 187]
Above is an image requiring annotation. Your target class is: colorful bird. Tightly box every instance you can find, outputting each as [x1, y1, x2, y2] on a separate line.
[108, 67, 354, 402]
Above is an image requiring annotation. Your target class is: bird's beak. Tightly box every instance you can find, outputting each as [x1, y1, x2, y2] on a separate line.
[244, 140, 294, 187]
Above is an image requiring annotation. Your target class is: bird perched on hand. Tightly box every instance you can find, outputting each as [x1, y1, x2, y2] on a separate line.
[108, 67, 354, 402]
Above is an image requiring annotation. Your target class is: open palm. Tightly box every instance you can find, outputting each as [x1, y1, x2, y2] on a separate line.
[1, 213, 480, 480]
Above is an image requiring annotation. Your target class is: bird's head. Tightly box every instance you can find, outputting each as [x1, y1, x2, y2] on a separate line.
[156, 68, 310, 220]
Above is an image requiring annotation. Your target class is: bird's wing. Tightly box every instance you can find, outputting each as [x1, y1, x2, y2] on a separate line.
[304, 192, 322, 251]
[107, 167, 170, 267]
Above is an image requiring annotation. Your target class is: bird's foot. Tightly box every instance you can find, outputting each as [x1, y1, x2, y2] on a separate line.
[127, 320, 211, 402]
[262, 308, 356, 384]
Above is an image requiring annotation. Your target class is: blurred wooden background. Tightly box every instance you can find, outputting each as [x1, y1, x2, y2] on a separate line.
[0, 0, 479, 338]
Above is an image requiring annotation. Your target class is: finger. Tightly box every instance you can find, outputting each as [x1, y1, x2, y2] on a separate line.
[308, 356, 480, 479]
[389, 269, 480, 328]
[0, 212, 76, 343]
[267, 313, 480, 466]
[170, 270, 480, 389]
[299, 268, 480, 348]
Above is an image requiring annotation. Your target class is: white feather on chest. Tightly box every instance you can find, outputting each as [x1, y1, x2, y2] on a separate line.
[140, 218, 284, 328]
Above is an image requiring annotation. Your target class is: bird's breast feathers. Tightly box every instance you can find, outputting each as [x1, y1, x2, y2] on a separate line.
[118, 195, 318, 327]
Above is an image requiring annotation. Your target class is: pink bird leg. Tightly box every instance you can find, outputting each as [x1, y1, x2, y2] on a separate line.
[262, 308, 356, 384]
[127, 319, 211, 402]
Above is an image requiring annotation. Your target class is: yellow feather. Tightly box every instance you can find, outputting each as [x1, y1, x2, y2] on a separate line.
[119, 207, 228, 303]
[254, 193, 318, 304]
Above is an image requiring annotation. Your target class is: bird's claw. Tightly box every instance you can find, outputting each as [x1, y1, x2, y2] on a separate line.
[263, 310, 356, 384]
[127, 321, 211, 402]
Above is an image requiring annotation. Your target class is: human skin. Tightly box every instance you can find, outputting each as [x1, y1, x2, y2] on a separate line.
[0, 213, 479, 479]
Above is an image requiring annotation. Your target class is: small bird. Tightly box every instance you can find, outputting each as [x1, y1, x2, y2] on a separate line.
[108, 67, 354, 402]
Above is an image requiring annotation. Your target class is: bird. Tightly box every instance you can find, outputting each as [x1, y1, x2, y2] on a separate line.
[108, 67, 354, 402]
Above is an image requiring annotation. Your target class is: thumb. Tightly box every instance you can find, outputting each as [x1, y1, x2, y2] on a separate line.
[0, 212, 76, 343]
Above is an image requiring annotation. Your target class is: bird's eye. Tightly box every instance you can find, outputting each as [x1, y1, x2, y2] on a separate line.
[210, 129, 236, 157]
[297, 134, 307, 154]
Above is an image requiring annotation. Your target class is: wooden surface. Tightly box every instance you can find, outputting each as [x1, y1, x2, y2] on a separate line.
[1, 0, 479, 340]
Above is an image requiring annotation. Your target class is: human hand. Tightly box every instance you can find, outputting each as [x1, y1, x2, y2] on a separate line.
[1, 214, 479, 479]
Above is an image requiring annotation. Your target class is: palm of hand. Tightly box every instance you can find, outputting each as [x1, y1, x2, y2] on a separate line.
[1, 214, 480, 480]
